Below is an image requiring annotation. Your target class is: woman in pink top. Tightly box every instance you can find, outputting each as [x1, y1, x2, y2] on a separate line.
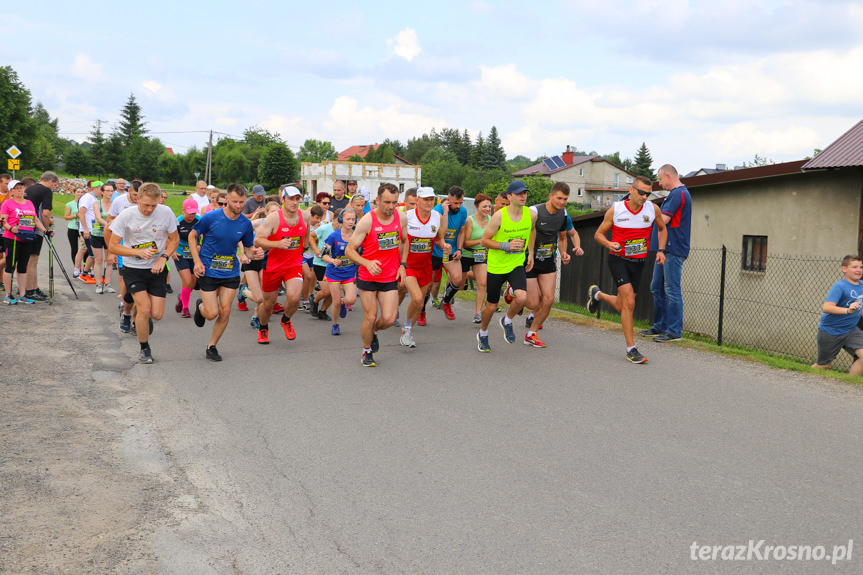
[2, 180, 49, 304]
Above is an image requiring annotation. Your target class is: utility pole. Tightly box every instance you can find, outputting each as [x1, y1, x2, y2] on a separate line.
[205, 130, 213, 185]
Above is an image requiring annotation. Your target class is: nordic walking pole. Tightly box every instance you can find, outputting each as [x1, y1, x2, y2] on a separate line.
[49, 234, 78, 299]
[48, 229, 55, 304]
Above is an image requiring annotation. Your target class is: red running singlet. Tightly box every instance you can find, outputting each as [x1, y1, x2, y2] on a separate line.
[264, 208, 307, 271]
[358, 210, 402, 283]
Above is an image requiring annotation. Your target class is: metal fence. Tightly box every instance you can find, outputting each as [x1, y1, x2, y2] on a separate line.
[559, 244, 851, 371]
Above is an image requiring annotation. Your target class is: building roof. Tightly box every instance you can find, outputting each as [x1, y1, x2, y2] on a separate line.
[802, 119, 863, 170]
[338, 145, 413, 165]
[684, 167, 724, 178]
[512, 155, 597, 177]
[675, 160, 808, 190]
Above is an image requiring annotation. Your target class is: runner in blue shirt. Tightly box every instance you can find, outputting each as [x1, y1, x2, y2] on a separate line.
[427, 186, 467, 321]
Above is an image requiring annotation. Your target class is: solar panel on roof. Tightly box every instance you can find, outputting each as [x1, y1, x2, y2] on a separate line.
[550, 155, 566, 169]
[543, 158, 557, 171]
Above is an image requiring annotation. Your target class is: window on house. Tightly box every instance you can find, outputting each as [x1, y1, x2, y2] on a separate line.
[614, 174, 619, 187]
[579, 168, 584, 177]
[626, 176, 633, 184]
[577, 187, 583, 197]
[742, 235, 768, 272]
[399, 183, 404, 193]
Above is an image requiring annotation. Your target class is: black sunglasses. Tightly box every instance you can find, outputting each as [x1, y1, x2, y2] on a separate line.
[634, 188, 651, 196]
[218, 201, 227, 206]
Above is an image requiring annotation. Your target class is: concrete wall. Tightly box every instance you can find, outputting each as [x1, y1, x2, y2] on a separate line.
[301, 161, 422, 202]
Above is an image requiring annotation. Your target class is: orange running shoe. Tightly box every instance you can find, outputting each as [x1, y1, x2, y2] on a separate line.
[280, 317, 296, 340]
[523, 333, 546, 348]
[257, 327, 270, 344]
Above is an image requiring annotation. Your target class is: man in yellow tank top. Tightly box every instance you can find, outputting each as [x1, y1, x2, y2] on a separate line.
[475, 180, 536, 352]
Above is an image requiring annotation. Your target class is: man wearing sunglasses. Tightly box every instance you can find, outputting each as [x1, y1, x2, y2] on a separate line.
[588, 175, 667, 364]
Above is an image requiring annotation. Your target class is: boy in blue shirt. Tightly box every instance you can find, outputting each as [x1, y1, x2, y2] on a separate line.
[812, 254, 863, 375]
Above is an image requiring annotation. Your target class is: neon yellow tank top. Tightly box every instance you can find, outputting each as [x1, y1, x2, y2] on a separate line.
[487, 206, 531, 274]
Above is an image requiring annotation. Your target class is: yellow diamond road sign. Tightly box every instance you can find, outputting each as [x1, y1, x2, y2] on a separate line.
[9, 159, 20, 170]
[6, 145, 22, 159]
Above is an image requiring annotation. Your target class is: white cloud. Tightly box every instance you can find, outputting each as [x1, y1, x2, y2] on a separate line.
[708, 123, 821, 159]
[142, 81, 162, 95]
[323, 96, 446, 143]
[70, 54, 103, 83]
[474, 64, 534, 100]
[387, 27, 421, 62]
[259, 114, 306, 143]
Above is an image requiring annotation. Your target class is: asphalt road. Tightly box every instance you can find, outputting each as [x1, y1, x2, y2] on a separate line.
[27, 227, 863, 574]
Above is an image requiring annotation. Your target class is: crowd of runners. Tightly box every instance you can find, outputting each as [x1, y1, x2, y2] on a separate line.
[1, 166, 696, 367]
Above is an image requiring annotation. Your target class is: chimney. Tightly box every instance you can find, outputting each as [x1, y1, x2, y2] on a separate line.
[562, 144, 574, 165]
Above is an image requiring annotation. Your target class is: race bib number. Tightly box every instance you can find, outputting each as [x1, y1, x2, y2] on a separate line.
[535, 242, 556, 259]
[132, 241, 157, 251]
[444, 229, 456, 242]
[284, 236, 302, 250]
[181, 245, 192, 259]
[377, 230, 399, 250]
[17, 215, 35, 229]
[211, 254, 235, 270]
[473, 247, 487, 263]
[410, 237, 432, 253]
[624, 238, 647, 257]
[337, 255, 352, 264]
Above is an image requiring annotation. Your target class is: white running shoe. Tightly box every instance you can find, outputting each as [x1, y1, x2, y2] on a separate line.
[400, 328, 417, 348]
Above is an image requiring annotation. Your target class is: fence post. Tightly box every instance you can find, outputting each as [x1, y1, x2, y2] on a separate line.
[596, 250, 604, 318]
[718, 245, 727, 346]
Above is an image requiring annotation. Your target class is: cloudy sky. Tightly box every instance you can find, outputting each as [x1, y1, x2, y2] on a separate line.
[5, 0, 863, 173]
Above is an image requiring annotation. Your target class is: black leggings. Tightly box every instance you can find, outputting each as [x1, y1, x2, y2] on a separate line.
[4, 237, 33, 274]
[67, 228, 79, 264]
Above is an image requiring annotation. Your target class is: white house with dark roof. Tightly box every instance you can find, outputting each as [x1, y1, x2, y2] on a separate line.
[512, 146, 635, 208]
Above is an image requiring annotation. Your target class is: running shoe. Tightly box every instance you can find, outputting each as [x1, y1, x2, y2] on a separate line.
[587, 285, 600, 315]
[473, 312, 481, 324]
[361, 351, 376, 367]
[626, 347, 648, 364]
[257, 327, 270, 344]
[120, 314, 131, 333]
[165, 284, 173, 294]
[500, 316, 516, 344]
[525, 314, 534, 329]
[250, 316, 260, 329]
[18, 297, 35, 304]
[281, 316, 296, 340]
[35, 288, 48, 299]
[181, 308, 190, 318]
[3, 295, 17, 305]
[503, 285, 514, 304]
[139, 348, 154, 364]
[300, 300, 310, 311]
[205, 345, 222, 362]
[317, 310, 331, 321]
[194, 298, 206, 328]
[104, 284, 116, 294]
[80, 273, 97, 284]
[371, 333, 380, 353]
[237, 301, 249, 312]
[308, 295, 318, 317]
[175, 295, 183, 313]
[28, 290, 48, 301]
[417, 311, 427, 326]
[654, 333, 682, 343]
[273, 302, 284, 313]
[130, 322, 136, 336]
[73, 270, 81, 278]
[237, 284, 247, 303]
[476, 332, 491, 353]
[346, 305, 353, 312]
[331, 323, 341, 336]
[431, 298, 442, 309]
[340, 303, 347, 319]
[441, 302, 455, 320]
[639, 327, 663, 337]
[400, 328, 416, 348]
[524, 333, 546, 348]
[278, 285, 286, 296]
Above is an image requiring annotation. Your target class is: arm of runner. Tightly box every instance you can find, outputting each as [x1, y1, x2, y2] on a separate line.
[654, 203, 668, 265]
[253, 213, 291, 250]
[151, 230, 179, 274]
[346, 212, 380, 275]
[568, 228, 583, 256]
[558, 230, 571, 264]
[104, 226, 117, 264]
[525, 209, 537, 272]
[78, 205, 89, 238]
[481, 211, 503, 251]
[399, 212, 409, 264]
[594, 208, 620, 253]
[188, 229, 205, 277]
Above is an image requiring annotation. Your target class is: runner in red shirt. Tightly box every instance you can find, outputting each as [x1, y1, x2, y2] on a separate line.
[346, 183, 406, 367]
[253, 186, 310, 344]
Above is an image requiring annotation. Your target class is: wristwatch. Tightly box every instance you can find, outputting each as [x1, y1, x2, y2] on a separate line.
[658, 249, 667, 253]
[160, 253, 170, 260]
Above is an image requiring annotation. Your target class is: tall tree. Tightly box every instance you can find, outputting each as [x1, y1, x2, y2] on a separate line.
[88, 121, 107, 176]
[459, 129, 473, 166]
[481, 126, 506, 171]
[103, 133, 126, 176]
[0, 66, 36, 160]
[298, 139, 338, 163]
[126, 137, 163, 181]
[242, 125, 281, 148]
[258, 142, 298, 190]
[365, 144, 395, 164]
[118, 93, 147, 143]
[470, 131, 485, 169]
[631, 142, 655, 180]
[381, 138, 405, 157]
[64, 145, 90, 177]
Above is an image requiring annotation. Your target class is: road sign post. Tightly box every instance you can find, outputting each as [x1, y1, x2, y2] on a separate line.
[6, 146, 21, 178]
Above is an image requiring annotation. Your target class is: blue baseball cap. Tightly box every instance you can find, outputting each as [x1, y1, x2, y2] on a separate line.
[505, 180, 528, 195]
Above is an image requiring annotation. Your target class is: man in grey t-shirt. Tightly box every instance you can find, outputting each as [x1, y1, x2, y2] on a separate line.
[242, 185, 268, 217]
